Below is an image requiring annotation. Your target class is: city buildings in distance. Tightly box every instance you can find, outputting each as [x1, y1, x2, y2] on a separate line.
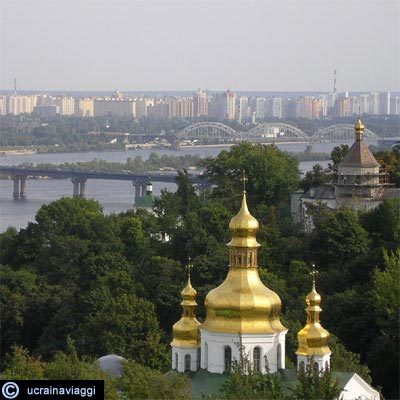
[1, 89, 399, 120]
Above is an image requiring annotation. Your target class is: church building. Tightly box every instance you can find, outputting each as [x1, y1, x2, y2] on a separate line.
[171, 183, 380, 399]
[291, 118, 398, 228]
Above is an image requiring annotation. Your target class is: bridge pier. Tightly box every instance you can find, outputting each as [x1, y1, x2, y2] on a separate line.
[132, 181, 148, 204]
[71, 178, 87, 198]
[12, 175, 28, 199]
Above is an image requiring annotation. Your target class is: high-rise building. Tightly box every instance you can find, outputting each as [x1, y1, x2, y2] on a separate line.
[255, 98, 266, 119]
[222, 89, 236, 120]
[193, 89, 208, 117]
[0, 96, 7, 115]
[237, 96, 249, 123]
[380, 92, 391, 115]
[7, 95, 37, 114]
[75, 98, 94, 117]
[93, 98, 136, 117]
[390, 96, 400, 115]
[369, 92, 380, 115]
[55, 96, 75, 115]
[359, 94, 370, 114]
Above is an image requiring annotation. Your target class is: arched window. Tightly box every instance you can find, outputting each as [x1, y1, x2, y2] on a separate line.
[277, 343, 282, 369]
[185, 354, 191, 371]
[174, 353, 178, 370]
[253, 347, 261, 372]
[224, 346, 232, 373]
[298, 360, 305, 371]
[325, 361, 330, 371]
[313, 362, 319, 372]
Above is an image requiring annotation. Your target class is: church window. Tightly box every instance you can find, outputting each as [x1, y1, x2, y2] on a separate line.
[224, 346, 232, 373]
[184, 354, 191, 371]
[299, 360, 305, 371]
[174, 353, 178, 370]
[253, 347, 261, 372]
[313, 362, 319, 372]
[277, 343, 282, 369]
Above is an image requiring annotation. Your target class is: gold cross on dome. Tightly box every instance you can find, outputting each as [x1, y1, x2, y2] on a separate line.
[241, 170, 248, 193]
[186, 258, 193, 279]
[310, 264, 319, 284]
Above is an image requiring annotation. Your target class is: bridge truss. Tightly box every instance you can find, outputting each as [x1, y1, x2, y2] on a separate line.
[315, 124, 379, 141]
[245, 123, 309, 140]
[176, 122, 241, 141]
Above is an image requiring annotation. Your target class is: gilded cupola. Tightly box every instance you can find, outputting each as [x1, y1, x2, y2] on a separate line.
[296, 269, 331, 357]
[171, 264, 201, 348]
[201, 174, 287, 335]
[354, 117, 365, 141]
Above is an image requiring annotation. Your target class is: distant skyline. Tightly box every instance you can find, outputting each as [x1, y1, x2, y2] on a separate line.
[1, 0, 399, 92]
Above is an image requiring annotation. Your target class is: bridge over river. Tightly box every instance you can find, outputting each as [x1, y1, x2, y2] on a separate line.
[0, 166, 205, 201]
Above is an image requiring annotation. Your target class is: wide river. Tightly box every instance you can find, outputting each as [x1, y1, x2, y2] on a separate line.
[0, 141, 378, 232]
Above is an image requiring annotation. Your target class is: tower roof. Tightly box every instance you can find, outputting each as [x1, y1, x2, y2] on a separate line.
[340, 118, 380, 168]
[171, 264, 201, 348]
[296, 269, 331, 357]
[201, 189, 286, 335]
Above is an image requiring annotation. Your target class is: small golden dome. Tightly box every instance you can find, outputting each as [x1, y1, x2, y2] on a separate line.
[306, 282, 321, 307]
[355, 117, 365, 132]
[296, 280, 331, 357]
[181, 277, 196, 300]
[228, 193, 260, 248]
[354, 117, 365, 141]
[171, 275, 201, 348]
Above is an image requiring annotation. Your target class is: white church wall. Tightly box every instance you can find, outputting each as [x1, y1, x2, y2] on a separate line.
[340, 373, 380, 400]
[200, 330, 287, 374]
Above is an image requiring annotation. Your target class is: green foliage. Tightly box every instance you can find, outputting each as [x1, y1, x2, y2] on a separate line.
[329, 145, 349, 170]
[361, 198, 400, 251]
[300, 164, 331, 192]
[328, 335, 372, 383]
[368, 250, 400, 399]
[200, 142, 300, 209]
[209, 341, 286, 400]
[1, 344, 189, 400]
[374, 148, 400, 187]
[291, 361, 341, 400]
[2, 346, 44, 380]
[118, 361, 191, 400]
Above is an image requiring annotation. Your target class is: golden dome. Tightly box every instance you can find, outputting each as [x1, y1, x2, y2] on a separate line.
[201, 192, 287, 334]
[354, 117, 365, 141]
[228, 192, 260, 248]
[296, 280, 331, 356]
[181, 277, 197, 301]
[171, 275, 200, 348]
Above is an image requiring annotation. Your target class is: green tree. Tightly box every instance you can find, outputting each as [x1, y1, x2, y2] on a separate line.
[361, 198, 400, 251]
[118, 361, 191, 400]
[300, 164, 330, 192]
[329, 145, 349, 170]
[291, 361, 341, 400]
[368, 250, 400, 399]
[209, 341, 286, 400]
[200, 142, 300, 210]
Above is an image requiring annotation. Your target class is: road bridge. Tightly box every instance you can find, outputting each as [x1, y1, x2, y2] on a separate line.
[0, 166, 205, 202]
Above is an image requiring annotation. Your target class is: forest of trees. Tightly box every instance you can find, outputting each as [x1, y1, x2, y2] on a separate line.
[1, 143, 399, 399]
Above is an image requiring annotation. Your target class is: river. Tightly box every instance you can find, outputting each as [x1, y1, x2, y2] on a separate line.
[0, 141, 378, 232]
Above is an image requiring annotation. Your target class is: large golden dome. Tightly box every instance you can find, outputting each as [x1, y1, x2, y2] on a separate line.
[296, 280, 331, 356]
[201, 192, 286, 334]
[171, 276, 201, 347]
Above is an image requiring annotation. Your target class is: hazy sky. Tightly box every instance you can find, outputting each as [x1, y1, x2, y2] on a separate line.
[1, 0, 399, 92]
